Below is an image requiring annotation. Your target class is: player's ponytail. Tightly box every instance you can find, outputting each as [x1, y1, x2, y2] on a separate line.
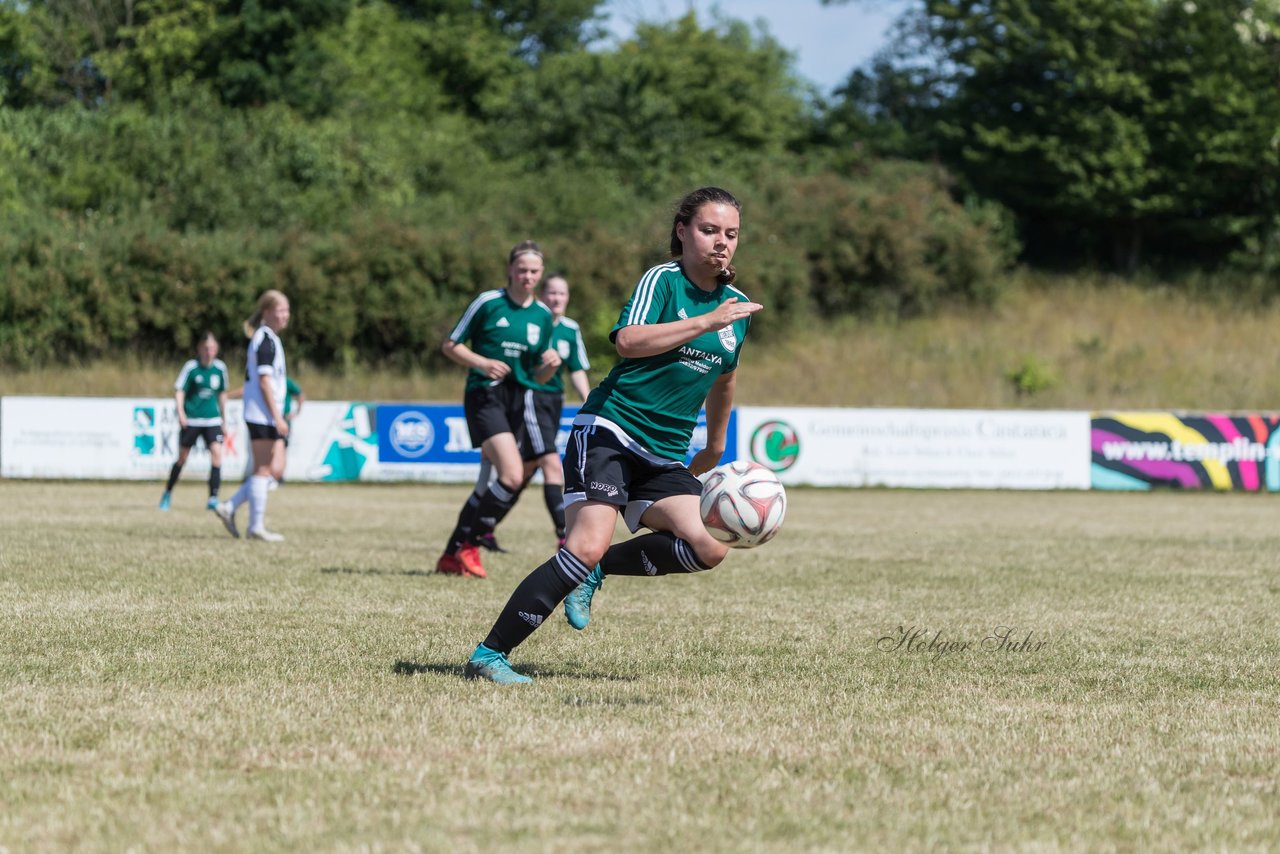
[244, 289, 287, 338]
[669, 187, 741, 285]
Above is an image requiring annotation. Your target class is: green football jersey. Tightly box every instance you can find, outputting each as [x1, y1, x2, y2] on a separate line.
[538, 315, 591, 394]
[175, 359, 229, 426]
[581, 262, 751, 460]
[449, 289, 556, 392]
[284, 377, 302, 417]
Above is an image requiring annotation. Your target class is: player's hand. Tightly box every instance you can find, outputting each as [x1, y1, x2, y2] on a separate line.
[177, 416, 187, 429]
[541, 349, 563, 369]
[708, 297, 763, 330]
[688, 447, 723, 477]
[484, 359, 511, 381]
[277, 420, 290, 439]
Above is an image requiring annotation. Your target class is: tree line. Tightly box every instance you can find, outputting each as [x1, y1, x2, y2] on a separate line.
[1, 0, 1275, 367]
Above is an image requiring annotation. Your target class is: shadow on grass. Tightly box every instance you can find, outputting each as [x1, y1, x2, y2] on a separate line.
[322, 566, 434, 577]
[392, 659, 636, 682]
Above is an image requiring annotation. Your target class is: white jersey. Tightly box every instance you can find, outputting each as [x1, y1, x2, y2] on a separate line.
[243, 326, 287, 426]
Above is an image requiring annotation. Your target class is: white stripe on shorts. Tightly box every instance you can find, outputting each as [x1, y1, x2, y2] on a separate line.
[523, 389, 545, 456]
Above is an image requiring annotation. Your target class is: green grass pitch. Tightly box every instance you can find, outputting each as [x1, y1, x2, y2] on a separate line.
[1, 480, 1277, 850]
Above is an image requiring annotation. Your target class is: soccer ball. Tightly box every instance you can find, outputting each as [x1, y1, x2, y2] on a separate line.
[699, 461, 787, 549]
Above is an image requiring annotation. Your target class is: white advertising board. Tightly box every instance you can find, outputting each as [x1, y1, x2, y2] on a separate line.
[0, 396, 376, 483]
[1, 396, 249, 480]
[735, 406, 1091, 489]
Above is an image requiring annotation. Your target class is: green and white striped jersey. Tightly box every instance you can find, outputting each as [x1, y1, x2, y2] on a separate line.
[581, 262, 751, 460]
[539, 315, 590, 395]
[175, 359, 228, 426]
[448, 289, 556, 392]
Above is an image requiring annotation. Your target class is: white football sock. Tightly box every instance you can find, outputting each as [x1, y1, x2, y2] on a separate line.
[227, 478, 252, 512]
[248, 475, 272, 531]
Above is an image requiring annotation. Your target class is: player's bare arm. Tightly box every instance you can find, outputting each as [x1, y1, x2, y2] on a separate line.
[442, 339, 510, 381]
[533, 348, 562, 383]
[615, 298, 762, 359]
[259, 374, 288, 438]
[689, 371, 736, 476]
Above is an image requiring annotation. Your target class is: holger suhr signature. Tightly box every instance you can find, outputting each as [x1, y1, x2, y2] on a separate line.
[876, 625, 1047, 657]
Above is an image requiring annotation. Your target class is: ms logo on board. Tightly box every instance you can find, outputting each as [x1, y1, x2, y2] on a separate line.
[750, 420, 799, 472]
[389, 410, 434, 459]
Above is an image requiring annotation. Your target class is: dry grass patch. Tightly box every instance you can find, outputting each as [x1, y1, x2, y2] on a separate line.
[7, 275, 1280, 411]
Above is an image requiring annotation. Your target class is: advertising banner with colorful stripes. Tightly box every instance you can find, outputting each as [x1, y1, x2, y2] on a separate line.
[1091, 411, 1280, 491]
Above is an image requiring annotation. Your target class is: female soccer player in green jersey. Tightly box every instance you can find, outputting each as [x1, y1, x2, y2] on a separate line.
[464, 187, 763, 683]
[472, 272, 592, 553]
[435, 241, 563, 578]
[159, 332, 229, 511]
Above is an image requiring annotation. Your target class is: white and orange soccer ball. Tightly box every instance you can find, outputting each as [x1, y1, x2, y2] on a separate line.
[698, 461, 787, 549]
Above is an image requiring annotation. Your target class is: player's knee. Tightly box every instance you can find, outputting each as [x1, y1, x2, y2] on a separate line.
[563, 535, 610, 568]
[688, 533, 730, 569]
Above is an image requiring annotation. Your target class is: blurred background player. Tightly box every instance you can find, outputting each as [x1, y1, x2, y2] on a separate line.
[159, 331, 229, 512]
[215, 290, 291, 542]
[473, 272, 591, 552]
[435, 240, 561, 578]
[231, 375, 302, 487]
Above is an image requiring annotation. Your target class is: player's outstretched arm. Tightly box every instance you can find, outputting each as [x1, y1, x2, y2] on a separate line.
[615, 298, 761, 359]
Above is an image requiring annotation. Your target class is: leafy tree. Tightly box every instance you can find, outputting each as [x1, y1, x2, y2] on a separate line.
[391, 0, 605, 59]
[841, 0, 1280, 271]
[99, 0, 219, 101]
[0, 0, 125, 106]
[487, 12, 809, 185]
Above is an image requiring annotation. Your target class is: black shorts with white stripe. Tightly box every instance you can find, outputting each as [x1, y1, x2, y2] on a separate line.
[463, 381, 521, 448]
[562, 422, 702, 532]
[515, 388, 562, 462]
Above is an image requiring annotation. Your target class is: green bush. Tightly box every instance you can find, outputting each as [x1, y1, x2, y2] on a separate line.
[0, 108, 1019, 368]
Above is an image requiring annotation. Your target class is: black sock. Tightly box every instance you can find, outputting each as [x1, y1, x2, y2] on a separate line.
[446, 490, 484, 553]
[468, 481, 518, 541]
[483, 547, 591, 654]
[543, 483, 565, 538]
[488, 483, 524, 530]
[208, 466, 221, 498]
[599, 532, 712, 577]
[165, 462, 182, 493]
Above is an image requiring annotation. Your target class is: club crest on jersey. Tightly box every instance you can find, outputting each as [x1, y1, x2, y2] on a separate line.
[557, 340, 571, 358]
[527, 324, 541, 345]
[718, 326, 737, 352]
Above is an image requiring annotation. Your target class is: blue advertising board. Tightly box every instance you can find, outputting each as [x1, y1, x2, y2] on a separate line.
[377, 404, 477, 464]
[376, 403, 737, 470]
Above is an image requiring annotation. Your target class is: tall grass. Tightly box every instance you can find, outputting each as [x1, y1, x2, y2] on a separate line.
[4, 274, 1279, 409]
[2, 480, 1278, 850]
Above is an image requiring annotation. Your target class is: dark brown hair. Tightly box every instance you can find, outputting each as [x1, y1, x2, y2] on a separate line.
[669, 187, 741, 285]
